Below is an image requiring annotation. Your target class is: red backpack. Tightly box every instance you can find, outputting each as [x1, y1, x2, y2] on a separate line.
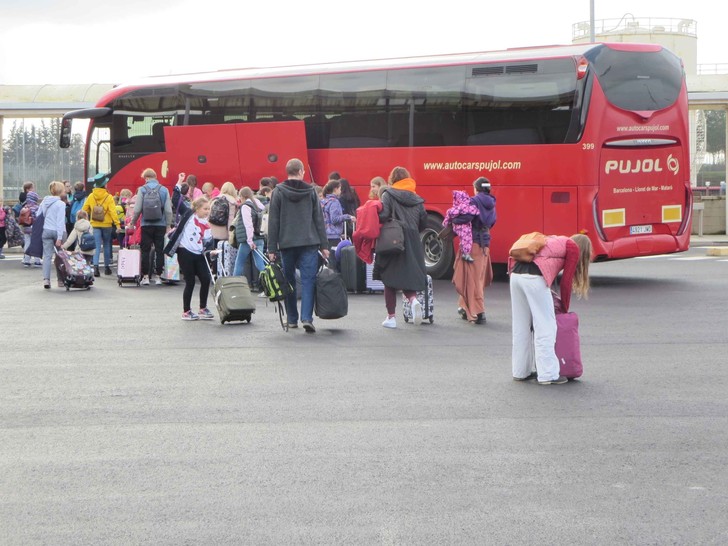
[18, 206, 33, 227]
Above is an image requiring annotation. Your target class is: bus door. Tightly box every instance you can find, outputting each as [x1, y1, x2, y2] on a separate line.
[543, 187, 578, 236]
[597, 141, 687, 257]
[234, 121, 310, 183]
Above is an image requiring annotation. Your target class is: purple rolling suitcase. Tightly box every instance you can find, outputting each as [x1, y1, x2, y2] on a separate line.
[554, 308, 583, 379]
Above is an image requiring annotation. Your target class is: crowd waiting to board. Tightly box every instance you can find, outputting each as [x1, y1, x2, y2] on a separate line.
[2, 162, 592, 384]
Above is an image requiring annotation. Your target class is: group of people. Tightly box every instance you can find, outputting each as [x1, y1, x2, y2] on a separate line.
[2, 161, 594, 384]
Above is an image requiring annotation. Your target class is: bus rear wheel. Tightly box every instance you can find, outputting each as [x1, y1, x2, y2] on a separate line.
[421, 214, 454, 279]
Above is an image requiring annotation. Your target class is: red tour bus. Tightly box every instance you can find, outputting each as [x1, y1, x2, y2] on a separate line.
[60, 42, 691, 278]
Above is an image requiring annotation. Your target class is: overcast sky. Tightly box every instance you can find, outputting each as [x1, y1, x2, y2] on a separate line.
[0, 0, 721, 84]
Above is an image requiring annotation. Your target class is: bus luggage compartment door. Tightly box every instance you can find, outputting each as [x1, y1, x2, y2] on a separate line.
[235, 121, 310, 183]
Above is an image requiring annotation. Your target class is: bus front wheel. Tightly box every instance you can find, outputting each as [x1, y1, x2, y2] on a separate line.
[421, 215, 454, 280]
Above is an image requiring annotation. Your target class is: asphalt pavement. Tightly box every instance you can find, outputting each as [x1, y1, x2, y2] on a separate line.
[1, 239, 727, 545]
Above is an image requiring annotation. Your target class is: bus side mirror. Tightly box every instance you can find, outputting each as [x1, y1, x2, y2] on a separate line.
[59, 118, 73, 149]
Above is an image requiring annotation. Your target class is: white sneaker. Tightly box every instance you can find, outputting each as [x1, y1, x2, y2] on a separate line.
[410, 298, 423, 325]
[154, 276, 162, 286]
[140, 275, 150, 286]
[382, 316, 397, 329]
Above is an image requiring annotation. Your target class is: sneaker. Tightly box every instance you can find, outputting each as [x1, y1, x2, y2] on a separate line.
[287, 322, 298, 329]
[198, 308, 215, 320]
[140, 275, 150, 286]
[154, 276, 163, 286]
[33, 261, 42, 268]
[104, 266, 112, 275]
[43, 279, 50, 289]
[410, 298, 423, 325]
[302, 321, 316, 333]
[475, 313, 486, 325]
[457, 307, 467, 321]
[381, 316, 397, 329]
[258, 291, 268, 298]
[94, 266, 100, 277]
[181, 310, 199, 321]
[513, 371, 538, 382]
[538, 375, 569, 385]
[0, 253, 5, 259]
[23, 262, 31, 268]
[57, 280, 65, 288]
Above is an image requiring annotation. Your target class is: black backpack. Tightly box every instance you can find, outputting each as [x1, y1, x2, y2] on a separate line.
[209, 197, 230, 226]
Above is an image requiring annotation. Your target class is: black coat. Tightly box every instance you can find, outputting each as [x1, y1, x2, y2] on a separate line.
[373, 187, 428, 291]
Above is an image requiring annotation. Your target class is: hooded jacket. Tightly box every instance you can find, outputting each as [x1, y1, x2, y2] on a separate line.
[267, 180, 328, 252]
[19, 191, 39, 234]
[83, 188, 120, 228]
[38, 195, 67, 237]
[63, 218, 94, 256]
[471, 191, 497, 248]
[373, 180, 428, 291]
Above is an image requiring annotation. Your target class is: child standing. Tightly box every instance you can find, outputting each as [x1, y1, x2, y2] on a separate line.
[443, 190, 480, 262]
[63, 210, 95, 265]
[164, 196, 215, 321]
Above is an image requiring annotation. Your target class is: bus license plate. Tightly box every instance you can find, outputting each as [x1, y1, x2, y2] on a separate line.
[630, 225, 653, 235]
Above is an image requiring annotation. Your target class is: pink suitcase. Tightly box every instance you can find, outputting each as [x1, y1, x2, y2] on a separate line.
[117, 247, 142, 286]
[555, 310, 583, 379]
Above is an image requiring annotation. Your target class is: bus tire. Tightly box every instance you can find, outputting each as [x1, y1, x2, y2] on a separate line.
[421, 214, 453, 280]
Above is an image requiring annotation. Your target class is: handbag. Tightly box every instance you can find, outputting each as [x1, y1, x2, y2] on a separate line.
[375, 203, 405, 256]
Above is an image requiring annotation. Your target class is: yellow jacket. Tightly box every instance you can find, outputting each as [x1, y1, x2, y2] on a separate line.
[83, 188, 120, 228]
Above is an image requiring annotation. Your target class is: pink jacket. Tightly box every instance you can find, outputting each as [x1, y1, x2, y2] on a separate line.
[533, 236, 579, 312]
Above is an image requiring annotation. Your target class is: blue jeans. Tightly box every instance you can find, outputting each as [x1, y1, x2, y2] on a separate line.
[233, 239, 266, 277]
[281, 245, 319, 324]
[42, 229, 59, 281]
[93, 227, 113, 267]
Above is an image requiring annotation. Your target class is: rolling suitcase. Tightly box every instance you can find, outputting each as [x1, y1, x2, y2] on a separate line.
[117, 247, 141, 286]
[402, 274, 434, 324]
[206, 252, 255, 324]
[365, 261, 385, 292]
[54, 249, 94, 291]
[216, 240, 238, 278]
[339, 244, 366, 293]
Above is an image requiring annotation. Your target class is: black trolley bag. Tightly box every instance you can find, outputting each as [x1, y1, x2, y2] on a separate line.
[315, 258, 348, 320]
[205, 251, 256, 324]
[54, 248, 94, 291]
[338, 243, 367, 293]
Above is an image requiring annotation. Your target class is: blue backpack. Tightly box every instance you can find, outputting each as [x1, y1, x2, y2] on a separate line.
[79, 231, 96, 251]
[70, 197, 85, 223]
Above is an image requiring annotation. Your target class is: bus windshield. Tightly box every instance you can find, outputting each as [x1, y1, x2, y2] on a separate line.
[585, 47, 683, 111]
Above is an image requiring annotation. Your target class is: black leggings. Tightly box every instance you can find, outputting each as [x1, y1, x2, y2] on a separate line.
[177, 247, 211, 312]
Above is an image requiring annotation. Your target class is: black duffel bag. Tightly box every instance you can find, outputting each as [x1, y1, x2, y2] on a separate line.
[315, 264, 348, 319]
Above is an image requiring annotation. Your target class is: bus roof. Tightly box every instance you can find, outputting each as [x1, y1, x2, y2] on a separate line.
[99, 42, 664, 106]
